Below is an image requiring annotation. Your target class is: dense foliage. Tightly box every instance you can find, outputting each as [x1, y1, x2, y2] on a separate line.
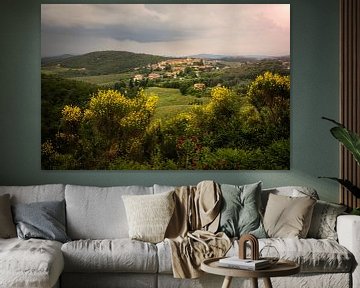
[42, 72, 290, 170]
[41, 74, 99, 142]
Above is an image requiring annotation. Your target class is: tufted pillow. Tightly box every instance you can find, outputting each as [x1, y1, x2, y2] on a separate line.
[0, 194, 16, 238]
[122, 191, 175, 243]
[307, 200, 347, 240]
[218, 182, 266, 238]
[263, 193, 316, 238]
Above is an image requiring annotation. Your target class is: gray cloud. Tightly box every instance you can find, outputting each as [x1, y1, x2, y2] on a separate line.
[42, 24, 194, 43]
[41, 4, 290, 57]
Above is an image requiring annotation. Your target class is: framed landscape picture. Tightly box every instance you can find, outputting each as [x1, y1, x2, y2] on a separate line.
[41, 4, 290, 170]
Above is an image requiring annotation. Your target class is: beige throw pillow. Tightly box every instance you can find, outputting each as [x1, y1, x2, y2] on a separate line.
[0, 194, 17, 238]
[263, 193, 316, 238]
[122, 191, 175, 243]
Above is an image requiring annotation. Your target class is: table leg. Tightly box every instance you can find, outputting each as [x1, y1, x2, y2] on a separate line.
[263, 277, 273, 288]
[221, 276, 233, 288]
[251, 278, 258, 288]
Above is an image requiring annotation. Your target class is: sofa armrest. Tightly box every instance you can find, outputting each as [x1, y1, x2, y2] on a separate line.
[337, 215, 360, 288]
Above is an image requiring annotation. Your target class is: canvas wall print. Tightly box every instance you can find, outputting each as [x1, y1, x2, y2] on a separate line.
[41, 4, 290, 170]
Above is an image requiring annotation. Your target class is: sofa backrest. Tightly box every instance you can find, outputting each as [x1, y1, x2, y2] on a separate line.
[0, 184, 320, 240]
[65, 184, 153, 240]
[153, 184, 176, 194]
[0, 184, 65, 204]
[154, 183, 320, 211]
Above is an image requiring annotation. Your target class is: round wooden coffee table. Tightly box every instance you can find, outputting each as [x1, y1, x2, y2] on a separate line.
[201, 257, 300, 288]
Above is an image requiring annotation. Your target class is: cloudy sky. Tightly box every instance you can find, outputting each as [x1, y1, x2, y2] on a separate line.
[41, 4, 290, 58]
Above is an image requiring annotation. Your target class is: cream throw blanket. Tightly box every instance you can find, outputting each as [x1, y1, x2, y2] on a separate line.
[165, 181, 231, 278]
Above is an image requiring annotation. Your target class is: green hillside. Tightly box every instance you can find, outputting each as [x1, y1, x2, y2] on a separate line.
[41, 50, 168, 77]
[145, 87, 210, 121]
[41, 73, 99, 142]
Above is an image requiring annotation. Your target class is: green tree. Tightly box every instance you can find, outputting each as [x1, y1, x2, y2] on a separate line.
[165, 64, 172, 71]
[114, 81, 127, 93]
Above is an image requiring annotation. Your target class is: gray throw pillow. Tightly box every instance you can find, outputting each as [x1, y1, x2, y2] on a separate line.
[12, 200, 70, 243]
[307, 200, 347, 240]
[0, 194, 17, 238]
[218, 182, 266, 238]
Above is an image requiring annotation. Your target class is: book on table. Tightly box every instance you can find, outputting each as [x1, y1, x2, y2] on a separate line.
[218, 257, 271, 270]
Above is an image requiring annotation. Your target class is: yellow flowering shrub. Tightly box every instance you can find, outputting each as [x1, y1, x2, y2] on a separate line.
[246, 71, 290, 124]
[247, 71, 290, 107]
[210, 86, 232, 102]
[62, 105, 82, 122]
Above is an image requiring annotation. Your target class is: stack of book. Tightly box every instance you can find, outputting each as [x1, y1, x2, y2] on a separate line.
[218, 257, 271, 270]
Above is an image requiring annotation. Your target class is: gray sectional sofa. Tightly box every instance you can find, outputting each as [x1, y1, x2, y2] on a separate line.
[0, 183, 359, 288]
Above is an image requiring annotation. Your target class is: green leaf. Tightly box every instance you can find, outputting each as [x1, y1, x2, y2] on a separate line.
[330, 127, 360, 165]
[351, 208, 360, 215]
[322, 116, 344, 127]
[322, 117, 360, 165]
[319, 176, 360, 199]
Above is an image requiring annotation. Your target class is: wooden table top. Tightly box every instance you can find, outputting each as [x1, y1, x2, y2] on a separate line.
[201, 257, 300, 278]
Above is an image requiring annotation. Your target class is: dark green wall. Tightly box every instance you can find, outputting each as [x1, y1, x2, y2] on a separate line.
[0, 0, 340, 202]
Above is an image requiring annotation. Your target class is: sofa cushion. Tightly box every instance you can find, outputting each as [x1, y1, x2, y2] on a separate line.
[153, 184, 176, 194]
[156, 240, 173, 274]
[12, 200, 70, 243]
[0, 194, 16, 238]
[261, 186, 319, 213]
[233, 238, 353, 273]
[158, 237, 353, 274]
[307, 200, 347, 240]
[0, 184, 65, 204]
[61, 239, 158, 273]
[260, 238, 353, 273]
[263, 193, 316, 238]
[65, 185, 153, 239]
[0, 238, 64, 288]
[218, 182, 266, 238]
[122, 191, 175, 243]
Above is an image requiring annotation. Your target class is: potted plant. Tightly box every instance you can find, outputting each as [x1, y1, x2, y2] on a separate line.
[320, 117, 360, 215]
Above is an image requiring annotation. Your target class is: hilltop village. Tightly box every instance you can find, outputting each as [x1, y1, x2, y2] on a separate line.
[133, 58, 220, 81]
[132, 57, 290, 91]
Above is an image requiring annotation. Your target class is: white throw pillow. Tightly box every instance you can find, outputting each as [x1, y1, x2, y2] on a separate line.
[122, 191, 175, 243]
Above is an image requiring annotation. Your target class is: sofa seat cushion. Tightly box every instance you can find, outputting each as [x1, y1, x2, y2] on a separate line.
[260, 238, 353, 272]
[0, 238, 64, 288]
[231, 238, 353, 273]
[62, 239, 158, 273]
[157, 238, 354, 274]
[156, 240, 173, 274]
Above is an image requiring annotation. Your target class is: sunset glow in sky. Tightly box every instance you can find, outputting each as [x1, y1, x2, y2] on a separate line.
[41, 4, 290, 58]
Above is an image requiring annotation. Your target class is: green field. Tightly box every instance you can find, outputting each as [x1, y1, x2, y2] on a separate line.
[145, 87, 210, 121]
[41, 67, 73, 75]
[41, 69, 132, 86]
[69, 73, 133, 86]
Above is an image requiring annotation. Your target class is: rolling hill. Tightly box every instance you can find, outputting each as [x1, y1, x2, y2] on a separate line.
[41, 51, 168, 76]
